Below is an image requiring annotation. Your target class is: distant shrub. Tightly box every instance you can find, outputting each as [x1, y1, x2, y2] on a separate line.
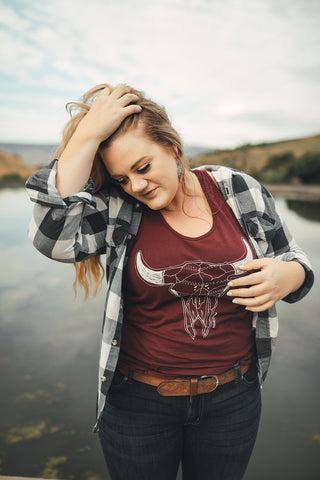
[252, 151, 295, 183]
[238, 143, 252, 150]
[2, 173, 21, 181]
[253, 150, 320, 184]
[267, 151, 294, 169]
[0, 173, 24, 187]
[256, 169, 286, 184]
[286, 152, 320, 183]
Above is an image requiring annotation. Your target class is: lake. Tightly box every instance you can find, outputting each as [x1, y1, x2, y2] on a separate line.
[0, 188, 319, 480]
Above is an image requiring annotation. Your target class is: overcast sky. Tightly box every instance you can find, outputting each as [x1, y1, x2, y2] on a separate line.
[0, 0, 319, 149]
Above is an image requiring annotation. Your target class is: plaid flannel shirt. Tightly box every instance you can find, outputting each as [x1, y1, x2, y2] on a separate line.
[26, 160, 314, 431]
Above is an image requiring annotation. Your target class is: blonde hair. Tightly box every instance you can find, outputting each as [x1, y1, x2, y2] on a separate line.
[56, 83, 188, 299]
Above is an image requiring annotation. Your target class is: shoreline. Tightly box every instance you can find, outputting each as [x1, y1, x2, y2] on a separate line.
[1, 179, 320, 202]
[263, 184, 320, 202]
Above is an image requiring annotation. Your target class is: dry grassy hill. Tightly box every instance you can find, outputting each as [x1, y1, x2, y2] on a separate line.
[189, 134, 320, 175]
[0, 150, 36, 184]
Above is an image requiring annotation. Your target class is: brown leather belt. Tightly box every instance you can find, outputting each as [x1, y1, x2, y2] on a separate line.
[119, 364, 250, 397]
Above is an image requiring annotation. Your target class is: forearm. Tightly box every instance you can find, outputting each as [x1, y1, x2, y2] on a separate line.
[283, 260, 306, 295]
[271, 237, 314, 303]
[56, 123, 101, 198]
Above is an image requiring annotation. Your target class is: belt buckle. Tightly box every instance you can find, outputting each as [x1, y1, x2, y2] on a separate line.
[200, 374, 219, 392]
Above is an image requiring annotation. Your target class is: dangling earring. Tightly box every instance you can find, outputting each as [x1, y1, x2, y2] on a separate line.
[177, 159, 182, 180]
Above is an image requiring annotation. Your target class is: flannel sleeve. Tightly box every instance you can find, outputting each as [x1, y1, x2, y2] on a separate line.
[260, 185, 314, 303]
[25, 159, 108, 262]
[230, 171, 314, 304]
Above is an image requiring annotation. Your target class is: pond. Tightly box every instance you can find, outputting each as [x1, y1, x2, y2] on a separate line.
[0, 188, 319, 480]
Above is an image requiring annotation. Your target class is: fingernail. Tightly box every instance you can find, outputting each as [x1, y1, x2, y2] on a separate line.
[227, 281, 233, 287]
[232, 299, 238, 304]
[245, 307, 251, 311]
[227, 291, 233, 296]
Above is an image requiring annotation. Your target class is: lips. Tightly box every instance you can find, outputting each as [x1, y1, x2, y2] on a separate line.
[142, 187, 158, 199]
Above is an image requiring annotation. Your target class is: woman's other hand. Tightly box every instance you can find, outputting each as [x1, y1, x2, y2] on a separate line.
[227, 258, 306, 312]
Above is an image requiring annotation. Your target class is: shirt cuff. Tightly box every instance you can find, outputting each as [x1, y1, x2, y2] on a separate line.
[25, 159, 96, 209]
[278, 253, 315, 303]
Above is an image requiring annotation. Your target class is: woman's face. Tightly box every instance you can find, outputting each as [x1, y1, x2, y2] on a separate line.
[100, 127, 182, 211]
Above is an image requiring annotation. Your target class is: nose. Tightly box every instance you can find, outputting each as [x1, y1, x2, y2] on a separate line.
[130, 176, 148, 193]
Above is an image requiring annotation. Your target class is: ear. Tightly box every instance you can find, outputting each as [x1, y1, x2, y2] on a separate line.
[172, 145, 178, 158]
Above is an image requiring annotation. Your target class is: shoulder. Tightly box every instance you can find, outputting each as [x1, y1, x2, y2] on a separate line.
[195, 164, 268, 193]
[195, 164, 274, 213]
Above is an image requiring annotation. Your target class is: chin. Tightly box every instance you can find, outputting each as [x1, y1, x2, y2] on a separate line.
[143, 202, 163, 211]
[142, 198, 168, 211]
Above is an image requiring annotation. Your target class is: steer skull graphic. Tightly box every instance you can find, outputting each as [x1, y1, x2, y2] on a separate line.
[136, 238, 253, 340]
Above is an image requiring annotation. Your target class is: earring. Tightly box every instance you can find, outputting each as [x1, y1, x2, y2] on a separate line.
[177, 159, 182, 179]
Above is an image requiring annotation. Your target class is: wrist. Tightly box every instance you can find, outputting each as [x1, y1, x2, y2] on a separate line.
[75, 120, 103, 148]
[285, 260, 306, 293]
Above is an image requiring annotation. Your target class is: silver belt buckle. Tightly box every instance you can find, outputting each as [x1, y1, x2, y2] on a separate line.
[200, 374, 219, 392]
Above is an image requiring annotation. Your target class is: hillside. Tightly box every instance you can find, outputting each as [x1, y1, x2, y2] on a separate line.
[189, 134, 320, 180]
[0, 143, 57, 168]
[0, 143, 208, 168]
[1, 134, 320, 187]
[0, 150, 36, 185]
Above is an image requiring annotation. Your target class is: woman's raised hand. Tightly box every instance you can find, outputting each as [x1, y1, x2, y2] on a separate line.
[226, 258, 306, 312]
[56, 85, 141, 198]
[78, 85, 142, 143]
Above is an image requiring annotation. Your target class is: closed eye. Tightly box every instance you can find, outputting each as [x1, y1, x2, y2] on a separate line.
[110, 176, 128, 186]
[111, 162, 151, 186]
[137, 163, 151, 174]
[115, 177, 128, 186]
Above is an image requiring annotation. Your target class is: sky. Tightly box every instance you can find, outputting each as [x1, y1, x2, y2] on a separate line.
[0, 0, 319, 149]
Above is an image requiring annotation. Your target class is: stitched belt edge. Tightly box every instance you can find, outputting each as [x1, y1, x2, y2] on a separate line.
[118, 364, 250, 396]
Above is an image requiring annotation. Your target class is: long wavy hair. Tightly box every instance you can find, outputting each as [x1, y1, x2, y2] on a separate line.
[55, 83, 189, 299]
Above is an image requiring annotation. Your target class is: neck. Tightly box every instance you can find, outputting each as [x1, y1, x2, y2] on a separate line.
[161, 171, 199, 214]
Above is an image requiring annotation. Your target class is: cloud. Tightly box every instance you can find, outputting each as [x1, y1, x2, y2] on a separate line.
[0, 0, 319, 146]
[0, 101, 68, 143]
[292, 65, 320, 83]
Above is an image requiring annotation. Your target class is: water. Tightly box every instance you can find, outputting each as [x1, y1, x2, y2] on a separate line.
[0, 189, 319, 480]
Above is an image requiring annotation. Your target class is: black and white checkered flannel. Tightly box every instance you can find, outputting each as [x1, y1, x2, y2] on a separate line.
[26, 160, 314, 431]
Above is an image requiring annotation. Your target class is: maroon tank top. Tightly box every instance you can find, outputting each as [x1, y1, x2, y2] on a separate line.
[118, 170, 255, 377]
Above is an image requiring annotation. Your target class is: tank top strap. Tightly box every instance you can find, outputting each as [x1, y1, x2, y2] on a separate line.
[192, 169, 220, 213]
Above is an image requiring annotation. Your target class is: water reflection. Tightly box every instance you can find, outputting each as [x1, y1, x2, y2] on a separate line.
[0, 189, 319, 480]
[0, 188, 106, 478]
[286, 200, 320, 223]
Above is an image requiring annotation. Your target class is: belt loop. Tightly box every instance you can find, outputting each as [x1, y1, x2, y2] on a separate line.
[233, 362, 242, 382]
[190, 378, 198, 396]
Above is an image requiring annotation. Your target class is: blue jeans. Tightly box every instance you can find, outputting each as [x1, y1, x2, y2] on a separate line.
[98, 363, 261, 480]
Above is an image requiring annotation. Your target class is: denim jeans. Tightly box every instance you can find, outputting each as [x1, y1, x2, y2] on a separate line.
[98, 363, 261, 480]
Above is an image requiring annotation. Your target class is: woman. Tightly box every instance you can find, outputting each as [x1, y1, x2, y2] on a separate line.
[26, 84, 314, 480]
